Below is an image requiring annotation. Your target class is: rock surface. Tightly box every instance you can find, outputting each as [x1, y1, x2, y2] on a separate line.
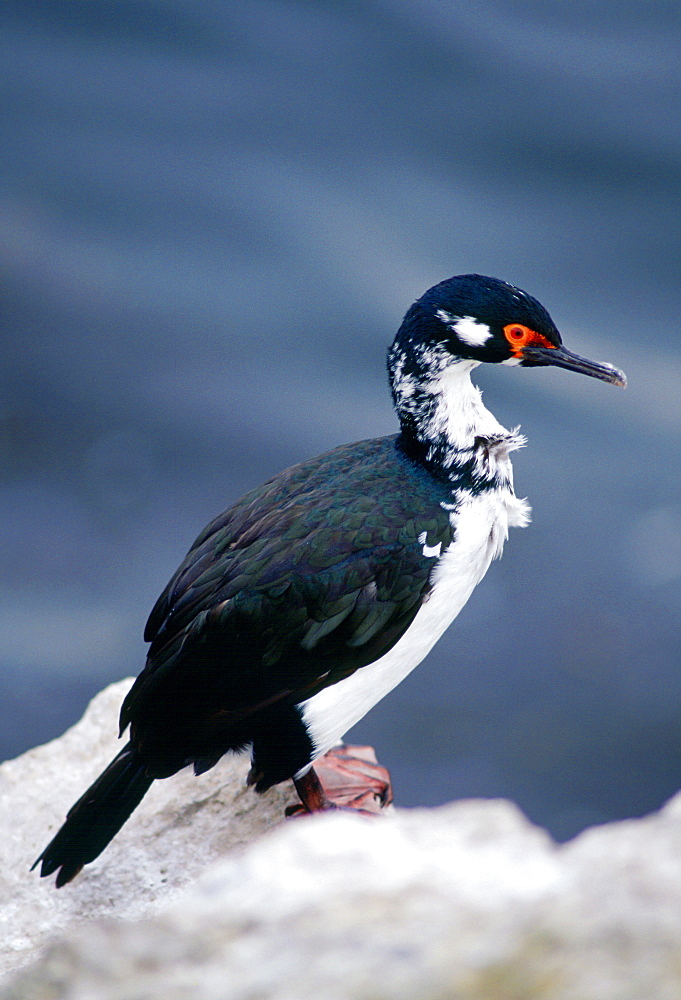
[3, 680, 681, 999]
[0, 679, 296, 978]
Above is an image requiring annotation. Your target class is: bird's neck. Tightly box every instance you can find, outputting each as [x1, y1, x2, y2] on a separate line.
[388, 342, 515, 481]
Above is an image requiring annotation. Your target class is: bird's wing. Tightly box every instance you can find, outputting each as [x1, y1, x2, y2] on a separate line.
[120, 437, 454, 734]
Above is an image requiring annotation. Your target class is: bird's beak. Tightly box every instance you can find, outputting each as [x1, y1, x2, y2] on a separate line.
[521, 344, 627, 388]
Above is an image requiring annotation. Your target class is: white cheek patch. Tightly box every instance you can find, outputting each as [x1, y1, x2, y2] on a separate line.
[436, 311, 492, 348]
[501, 356, 523, 366]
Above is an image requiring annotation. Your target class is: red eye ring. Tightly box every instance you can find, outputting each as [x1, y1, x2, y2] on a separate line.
[503, 323, 533, 346]
[503, 323, 555, 356]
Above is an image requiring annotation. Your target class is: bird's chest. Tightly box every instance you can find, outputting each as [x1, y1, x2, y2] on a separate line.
[412, 485, 529, 648]
[299, 485, 529, 761]
[407, 431, 530, 653]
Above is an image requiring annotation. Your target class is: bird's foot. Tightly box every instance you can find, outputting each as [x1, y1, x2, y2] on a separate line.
[286, 744, 393, 817]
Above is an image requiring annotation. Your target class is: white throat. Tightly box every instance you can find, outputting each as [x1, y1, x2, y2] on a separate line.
[420, 359, 508, 453]
[390, 346, 515, 468]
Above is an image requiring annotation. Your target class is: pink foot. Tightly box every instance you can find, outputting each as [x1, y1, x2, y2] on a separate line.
[286, 744, 393, 817]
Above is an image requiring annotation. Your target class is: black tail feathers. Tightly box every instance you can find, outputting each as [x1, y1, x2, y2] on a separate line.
[32, 742, 154, 887]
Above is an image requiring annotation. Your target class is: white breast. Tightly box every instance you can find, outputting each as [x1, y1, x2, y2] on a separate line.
[298, 488, 530, 766]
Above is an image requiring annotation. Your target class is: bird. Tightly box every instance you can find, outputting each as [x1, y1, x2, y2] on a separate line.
[33, 273, 626, 886]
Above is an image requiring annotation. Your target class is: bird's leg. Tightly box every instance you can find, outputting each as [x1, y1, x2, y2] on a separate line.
[291, 766, 335, 812]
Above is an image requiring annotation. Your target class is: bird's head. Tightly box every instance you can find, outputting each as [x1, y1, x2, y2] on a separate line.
[390, 273, 627, 387]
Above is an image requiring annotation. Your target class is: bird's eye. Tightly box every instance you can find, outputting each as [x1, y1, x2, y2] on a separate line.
[503, 324, 533, 346]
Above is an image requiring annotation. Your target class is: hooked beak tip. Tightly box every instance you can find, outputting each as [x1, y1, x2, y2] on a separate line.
[591, 361, 627, 389]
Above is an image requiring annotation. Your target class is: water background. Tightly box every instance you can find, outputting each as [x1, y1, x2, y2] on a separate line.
[1, 1, 680, 839]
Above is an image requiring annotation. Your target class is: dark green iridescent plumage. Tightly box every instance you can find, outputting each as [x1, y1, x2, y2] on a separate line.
[119, 434, 454, 776]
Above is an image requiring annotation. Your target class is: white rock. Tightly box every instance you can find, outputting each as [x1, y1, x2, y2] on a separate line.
[0, 679, 295, 980]
[3, 680, 681, 999]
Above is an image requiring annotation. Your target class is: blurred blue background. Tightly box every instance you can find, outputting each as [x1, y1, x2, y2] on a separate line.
[1, 1, 680, 840]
